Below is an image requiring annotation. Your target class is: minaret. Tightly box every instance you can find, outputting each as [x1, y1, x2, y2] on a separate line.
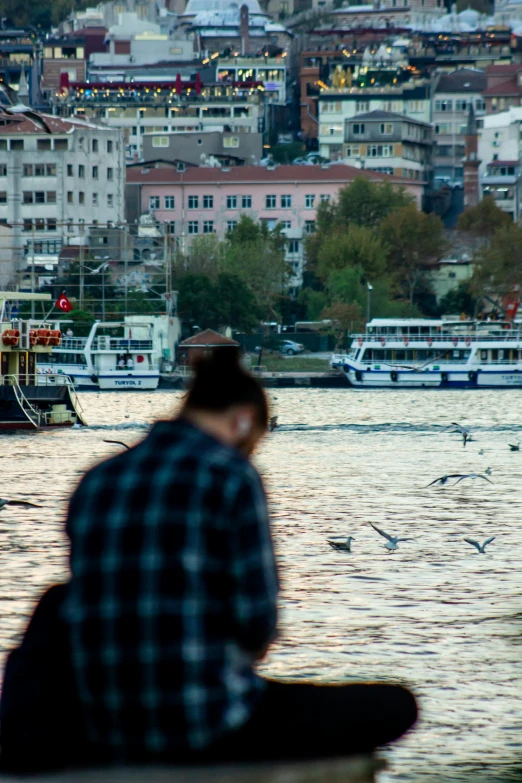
[463, 103, 481, 209]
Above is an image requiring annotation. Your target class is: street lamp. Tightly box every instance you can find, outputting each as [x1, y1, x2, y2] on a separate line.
[366, 281, 373, 324]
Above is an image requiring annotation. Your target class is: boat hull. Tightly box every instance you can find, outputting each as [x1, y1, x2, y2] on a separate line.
[342, 363, 522, 388]
[37, 370, 159, 391]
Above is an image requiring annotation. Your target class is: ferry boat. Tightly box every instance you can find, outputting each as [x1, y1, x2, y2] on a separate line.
[331, 317, 522, 388]
[0, 292, 86, 430]
[36, 321, 160, 391]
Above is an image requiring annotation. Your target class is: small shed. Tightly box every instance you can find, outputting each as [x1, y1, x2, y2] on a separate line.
[177, 329, 239, 367]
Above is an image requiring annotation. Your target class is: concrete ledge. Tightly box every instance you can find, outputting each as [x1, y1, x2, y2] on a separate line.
[0, 755, 384, 783]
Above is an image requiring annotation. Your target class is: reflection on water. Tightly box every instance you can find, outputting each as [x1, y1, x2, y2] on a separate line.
[1, 389, 522, 781]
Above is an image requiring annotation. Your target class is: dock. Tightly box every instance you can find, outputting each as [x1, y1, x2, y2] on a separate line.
[160, 372, 349, 390]
[0, 755, 384, 783]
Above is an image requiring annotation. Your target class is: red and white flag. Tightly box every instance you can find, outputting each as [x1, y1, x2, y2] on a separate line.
[55, 292, 73, 312]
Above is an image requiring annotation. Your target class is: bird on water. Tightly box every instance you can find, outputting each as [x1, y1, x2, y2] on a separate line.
[508, 442, 520, 451]
[103, 439, 130, 450]
[269, 416, 278, 432]
[327, 536, 354, 552]
[0, 498, 41, 510]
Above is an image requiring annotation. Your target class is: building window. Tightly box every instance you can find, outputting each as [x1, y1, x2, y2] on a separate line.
[47, 218, 57, 231]
[54, 139, 68, 151]
[203, 195, 214, 209]
[167, 221, 175, 234]
[223, 136, 239, 148]
[476, 98, 486, 112]
[203, 220, 214, 233]
[242, 195, 252, 208]
[320, 194, 331, 203]
[152, 136, 169, 148]
[92, 139, 98, 152]
[79, 191, 85, 205]
[380, 123, 393, 135]
[67, 164, 73, 176]
[107, 194, 114, 207]
[164, 195, 175, 209]
[46, 191, 56, 203]
[67, 218, 74, 233]
[23, 164, 33, 176]
[92, 165, 98, 179]
[46, 164, 56, 176]
[10, 140, 24, 150]
[92, 193, 98, 206]
[37, 139, 51, 151]
[352, 123, 365, 135]
[107, 140, 113, 153]
[149, 196, 160, 210]
[23, 219, 33, 231]
[67, 191, 73, 204]
[305, 220, 316, 234]
[188, 196, 199, 209]
[23, 192, 33, 204]
[188, 221, 199, 234]
[107, 167, 113, 181]
[355, 101, 370, 112]
[227, 220, 237, 232]
[281, 220, 291, 229]
[305, 194, 315, 208]
[287, 239, 299, 254]
[266, 195, 276, 208]
[408, 101, 423, 113]
[0, 164, 6, 176]
[281, 194, 292, 208]
[34, 192, 45, 203]
[227, 195, 237, 209]
[435, 100, 453, 112]
[344, 145, 361, 157]
[455, 99, 467, 112]
[366, 144, 394, 157]
[0, 191, 6, 204]
[78, 165, 85, 178]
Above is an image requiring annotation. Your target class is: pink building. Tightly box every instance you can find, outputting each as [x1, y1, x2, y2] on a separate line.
[125, 163, 424, 291]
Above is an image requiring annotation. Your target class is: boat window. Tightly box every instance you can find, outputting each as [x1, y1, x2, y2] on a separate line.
[354, 349, 361, 360]
[420, 326, 430, 335]
[481, 350, 487, 361]
[395, 350, 406, 361]
[491, 349, 498, 361]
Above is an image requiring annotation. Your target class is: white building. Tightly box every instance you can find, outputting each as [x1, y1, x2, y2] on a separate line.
[478, 107, 522, 219]
[0, 110, 125, 264]
[216, 57, 287, 106]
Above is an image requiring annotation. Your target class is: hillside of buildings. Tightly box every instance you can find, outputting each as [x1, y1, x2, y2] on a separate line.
[1, 0, 522, 334]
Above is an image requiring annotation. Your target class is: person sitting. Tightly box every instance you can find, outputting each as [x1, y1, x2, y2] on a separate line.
[0, 350, 417, 772]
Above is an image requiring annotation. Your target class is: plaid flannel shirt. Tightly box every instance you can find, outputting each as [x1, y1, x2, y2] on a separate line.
[63, 419, 279, 758]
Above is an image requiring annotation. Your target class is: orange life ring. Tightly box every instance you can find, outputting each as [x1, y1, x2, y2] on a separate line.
[380, 337, 386, 347]
[48, 329, 62, 346]
[465, 337, 471, 347]
[427, 338, 433, 347]
[29, 330, 38, 346]
[36, 329, 51, 346]
[1, 329, 20, 347]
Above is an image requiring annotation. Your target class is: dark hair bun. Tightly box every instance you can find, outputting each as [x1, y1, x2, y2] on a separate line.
[184, 347, 268, 429]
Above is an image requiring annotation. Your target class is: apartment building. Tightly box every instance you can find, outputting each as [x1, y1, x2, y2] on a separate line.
[125, 164, 425, 292]
[478, 107, 522, 219]
[318, 82, 432, 161]
[482, 63, 522, 115]
[343, 110, 433, 182]
[432, 69, 487, 185]
[216, 57, 288, 107]
[0, 110, 125, 263]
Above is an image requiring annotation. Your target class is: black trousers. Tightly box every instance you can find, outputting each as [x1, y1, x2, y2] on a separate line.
[127, 679, 418, 766]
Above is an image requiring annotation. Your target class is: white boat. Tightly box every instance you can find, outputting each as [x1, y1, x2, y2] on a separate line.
[36, 321, 160, 390]
[331, 317, 522, 388]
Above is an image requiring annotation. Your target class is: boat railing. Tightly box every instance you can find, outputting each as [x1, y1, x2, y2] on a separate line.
[353, 332, 522, 343]
[37, 373, 85, 419]
[3, 375, 41, 427]
[92, 338, 154, 352]
[59, 337, 88, 351]
[173, 364, 194, 377]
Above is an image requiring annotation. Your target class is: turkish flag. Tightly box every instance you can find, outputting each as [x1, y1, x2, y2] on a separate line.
[55, 292, 72, 312]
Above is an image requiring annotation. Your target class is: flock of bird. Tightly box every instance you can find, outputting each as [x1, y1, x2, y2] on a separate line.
[326, 420, 519, 557]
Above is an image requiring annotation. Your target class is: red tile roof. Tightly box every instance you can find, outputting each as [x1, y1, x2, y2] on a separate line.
[179, 329, 239, 347]
[485, 64, 522, 75]
[482, 78, 521, 97]
[126, 163, 417, 186]
[0, 111, 109, 135]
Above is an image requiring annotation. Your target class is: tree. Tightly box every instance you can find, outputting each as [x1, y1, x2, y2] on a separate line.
[380, 205, 446, 306]
[223, 216, 288, 320]
[176, 273, 261, 333]
[173, 235, 225, 281]
[471, 223, 522, 301]
[298, 288, 328, 321]
[437, 281, 477, 318]
[315, 224, 388, 282]
[457, 196, 512, 239]
[270, 142, 305, 164]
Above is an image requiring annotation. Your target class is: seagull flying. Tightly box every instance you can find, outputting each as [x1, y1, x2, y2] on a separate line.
[464, 537, 495, 554]
[103, 439, 130, 450]
[370, 522, 412, 551]
[269, 416, 278, 432]
[453, 473, 493, 485]
[451, 422, 472, 447]
[508, 442, 520, 452]
[327, 536, 354, 552]
[0, 498, 41, 510]
[424, 474, 469, 488]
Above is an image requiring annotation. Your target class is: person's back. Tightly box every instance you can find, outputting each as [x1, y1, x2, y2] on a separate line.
[63, 351, 278, 763]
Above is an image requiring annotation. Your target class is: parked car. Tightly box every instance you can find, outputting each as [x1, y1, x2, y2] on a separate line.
[279, 339, 305, 355]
